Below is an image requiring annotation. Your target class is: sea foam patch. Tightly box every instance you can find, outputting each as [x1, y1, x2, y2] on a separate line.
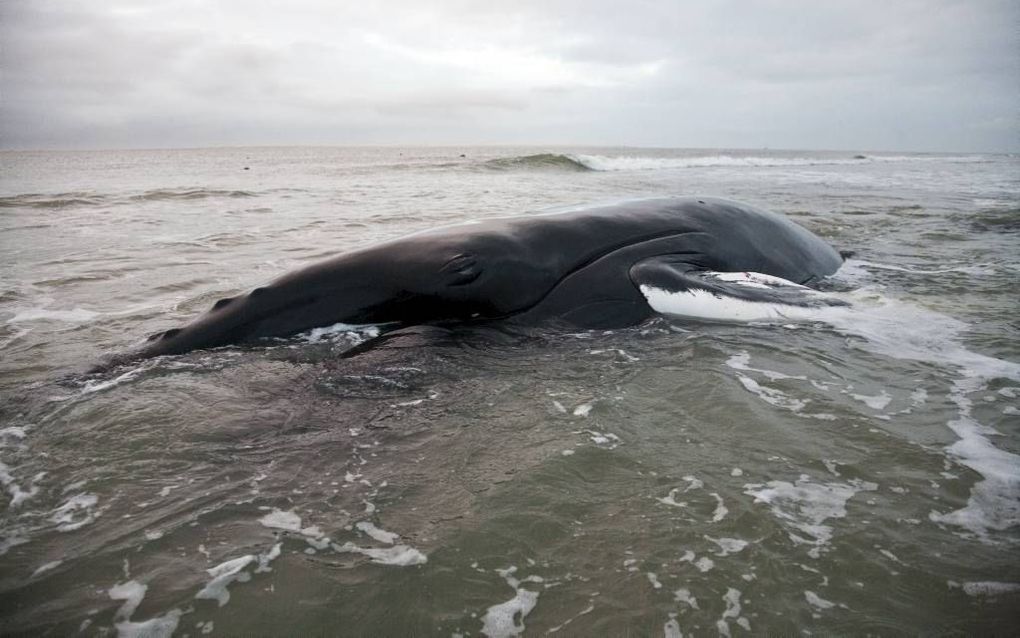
[744, 475, 877, 557]
[480, 566, 542, 638]
[711, 268, 1020, 543]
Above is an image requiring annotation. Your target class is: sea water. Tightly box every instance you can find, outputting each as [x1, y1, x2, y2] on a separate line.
[0, 147, 1017, 635]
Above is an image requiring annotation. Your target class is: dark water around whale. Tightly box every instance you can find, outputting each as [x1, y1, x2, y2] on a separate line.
[1, 147, 1018, 636]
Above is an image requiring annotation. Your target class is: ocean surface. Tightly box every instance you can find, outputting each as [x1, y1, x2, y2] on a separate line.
[0, 146, 1017, 636]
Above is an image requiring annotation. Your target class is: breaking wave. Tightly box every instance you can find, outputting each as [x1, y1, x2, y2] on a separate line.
[480, 152, 993, 173]
[0, 193, 109, 209]
[482, 153, 592, 171]
[0, 188, 259, 210]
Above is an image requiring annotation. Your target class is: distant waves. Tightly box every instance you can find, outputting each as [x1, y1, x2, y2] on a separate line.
[480, 151, 992, 172]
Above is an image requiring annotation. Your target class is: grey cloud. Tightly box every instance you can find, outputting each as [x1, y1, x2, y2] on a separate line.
[1, 0, 1016, 151]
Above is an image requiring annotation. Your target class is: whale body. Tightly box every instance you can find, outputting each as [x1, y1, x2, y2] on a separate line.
[129, 197, 846, 361]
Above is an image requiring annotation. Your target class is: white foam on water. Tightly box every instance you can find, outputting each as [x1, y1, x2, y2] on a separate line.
[81, 366, 146, 395]
[298, 322, 382, 344]
[585, 430, 621, 447]
[694, 557, 714, 572]
[333, 541, 427, 566]
[656, 488, 687, 508]
[710, 493, 728, 522]
[108, 577, 183, 638]
[115, 610, 182, 638]
[546, 603, 594, 633]
[8, 306, 101, 324]
[30, 560, 61, 577]
[663, 614, 682, 638]
[109, 580, 147, 621]
[589, 347, 640, 362]
[734, 374, 808, 412]
[682, 476, 703, 491]
[50, 492, 100, 532]
[0, 460, 41, 508]
[657, 475, 705, 507]
[726, 352, 806, 381]
[716, 587, 749, 637]
[480, 566, 540, 638]
[355, 521, 399, 544]
[725, 352, 813, 413]
[959, 581, 1020, 597]
[195, 555, 255, 606]
[0, 426, 28, 442]
[744, 475, 877, 556]
[569, 153, 879, 171]
[704, 536, 748, 556]
[804, 590, 836, 610]
[707, 272, 1020, 543]
[851, 259, 998, 277]
[851, 391, 892, 411]
[255, 543, 282, 573]
[0, 525, 28, 557]
[573, 403, 593, 417]
[878, 548, 905, 565]
[673, 587, 699, 609]
[258, 508, 302, 532]
[929, 372, 1020, 539]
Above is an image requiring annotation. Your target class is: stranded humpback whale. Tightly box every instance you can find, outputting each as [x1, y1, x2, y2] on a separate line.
[127, 197, 846, 362]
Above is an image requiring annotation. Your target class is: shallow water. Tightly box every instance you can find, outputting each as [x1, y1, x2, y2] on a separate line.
[1, 147, 1018, 635]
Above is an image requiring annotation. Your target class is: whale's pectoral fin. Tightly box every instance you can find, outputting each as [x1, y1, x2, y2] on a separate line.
[629, 256, 848, 321]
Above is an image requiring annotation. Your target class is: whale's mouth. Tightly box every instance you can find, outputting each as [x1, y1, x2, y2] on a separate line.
[640, 271, 848, 323]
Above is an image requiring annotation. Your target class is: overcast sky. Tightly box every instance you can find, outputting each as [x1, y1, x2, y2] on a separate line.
[2, 0, 1017, 152]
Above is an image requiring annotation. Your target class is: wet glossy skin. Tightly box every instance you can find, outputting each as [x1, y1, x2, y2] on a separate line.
[131, 197, 843, 360]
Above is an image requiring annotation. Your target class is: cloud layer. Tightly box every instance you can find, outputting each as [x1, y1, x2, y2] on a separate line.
[2, 0, 1017, 151]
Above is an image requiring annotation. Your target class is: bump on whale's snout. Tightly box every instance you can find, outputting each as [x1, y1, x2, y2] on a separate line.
[147, 327, 183, 342]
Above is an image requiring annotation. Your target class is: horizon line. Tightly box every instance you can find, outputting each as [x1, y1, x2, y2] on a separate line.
[0, 142, 1011, 155]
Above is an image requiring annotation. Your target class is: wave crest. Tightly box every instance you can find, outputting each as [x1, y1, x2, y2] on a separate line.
[478, 152, 994, 173]
[482, 153, 591, 171]
[0, 188, 258, 210]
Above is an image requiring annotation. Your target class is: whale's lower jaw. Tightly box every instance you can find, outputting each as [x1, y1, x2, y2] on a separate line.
[639, 271, 847, 323]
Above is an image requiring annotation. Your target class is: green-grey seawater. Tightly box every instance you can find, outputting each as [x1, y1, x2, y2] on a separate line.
[0, 147, 1017, 635]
